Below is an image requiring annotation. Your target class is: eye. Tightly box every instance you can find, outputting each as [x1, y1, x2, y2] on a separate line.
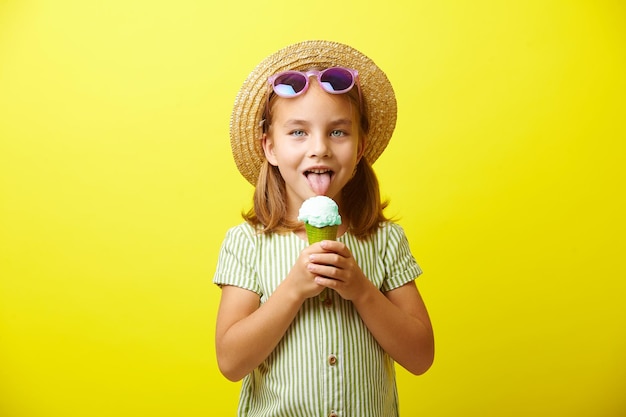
[330, 129, 346, 137]
[290, 129, 306, 137]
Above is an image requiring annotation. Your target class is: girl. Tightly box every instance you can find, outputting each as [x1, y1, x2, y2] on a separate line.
[214, 40, 434, 417]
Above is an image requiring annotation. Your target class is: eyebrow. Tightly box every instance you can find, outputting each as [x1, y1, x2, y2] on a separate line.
[282, 118, 353, 127]
[329, 118, 353, 127]
[281, 119, 309, 127]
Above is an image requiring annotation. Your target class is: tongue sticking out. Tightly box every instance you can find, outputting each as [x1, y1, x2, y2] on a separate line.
[306, 172, 331, 195]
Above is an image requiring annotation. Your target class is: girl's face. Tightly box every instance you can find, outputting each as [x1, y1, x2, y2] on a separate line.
[263, 80, 364, 217]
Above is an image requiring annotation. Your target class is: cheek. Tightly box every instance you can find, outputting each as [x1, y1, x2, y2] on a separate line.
[269, 141, 302, 166]
[336, 141, 361, 169]
[350, 137, 363, 161]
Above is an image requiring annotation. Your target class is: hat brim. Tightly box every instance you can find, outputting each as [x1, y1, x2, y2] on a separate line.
[230, 40, 397, 185]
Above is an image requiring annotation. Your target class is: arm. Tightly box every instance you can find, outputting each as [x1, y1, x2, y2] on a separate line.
[215, 246, 326, 381]
[353, 280, 434, 375]
[307, 240, 435, 375]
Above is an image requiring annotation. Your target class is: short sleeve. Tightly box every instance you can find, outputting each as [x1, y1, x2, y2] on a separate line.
[213, 224, 262, 295]
[380, 223, 423, 292]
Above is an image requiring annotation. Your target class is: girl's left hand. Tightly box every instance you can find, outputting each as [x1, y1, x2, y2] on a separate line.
[306, 240, 373, 301]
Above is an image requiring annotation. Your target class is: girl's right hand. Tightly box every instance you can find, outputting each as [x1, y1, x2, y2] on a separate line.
[285, 243, 327, 300]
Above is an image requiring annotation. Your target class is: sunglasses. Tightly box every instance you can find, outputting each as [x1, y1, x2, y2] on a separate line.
[268, 66, 361, 100]
[261, 67, 362, 132]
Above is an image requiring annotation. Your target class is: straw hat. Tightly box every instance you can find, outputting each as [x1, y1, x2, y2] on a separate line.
[230, 40, 397, 185]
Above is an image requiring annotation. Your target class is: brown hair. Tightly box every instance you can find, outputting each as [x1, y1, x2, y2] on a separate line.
[242, 75, 390, 240]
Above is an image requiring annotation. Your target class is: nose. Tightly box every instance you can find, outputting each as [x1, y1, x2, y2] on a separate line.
[308, 133, 331, 158]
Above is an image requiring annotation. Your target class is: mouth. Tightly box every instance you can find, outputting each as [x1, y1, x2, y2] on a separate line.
[304, 168, 334, 195]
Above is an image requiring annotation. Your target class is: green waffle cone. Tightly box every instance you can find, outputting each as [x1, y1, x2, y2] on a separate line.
[305, 223, 338, 244]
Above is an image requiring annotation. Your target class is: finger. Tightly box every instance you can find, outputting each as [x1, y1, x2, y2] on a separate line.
[308, 262, 341, 280]
[314, 275, 342, 290]
[319, 240, 350, 255]
[309, 252, 347, 270]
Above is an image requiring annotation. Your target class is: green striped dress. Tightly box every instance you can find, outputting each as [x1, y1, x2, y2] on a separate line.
[214, 221, 422, 417]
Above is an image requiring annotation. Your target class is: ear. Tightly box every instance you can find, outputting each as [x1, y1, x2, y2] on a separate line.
[262, 133, 279, 166]
[356, 134, 367, 162]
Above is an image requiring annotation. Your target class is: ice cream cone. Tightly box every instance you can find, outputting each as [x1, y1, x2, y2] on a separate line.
[299, 196, 341, 302]
[305, 223, 339, 244]
[305, 224, 338, 302]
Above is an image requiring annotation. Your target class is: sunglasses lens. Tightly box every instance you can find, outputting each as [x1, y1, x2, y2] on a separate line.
[273, 72, 307, 96]
[320, 68, 354, 92]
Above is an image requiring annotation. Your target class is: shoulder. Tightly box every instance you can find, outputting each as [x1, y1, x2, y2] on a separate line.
[379, 221, 406, 233]
[345, 222, 412, 258]
[222, 222, 293, 248]
[222, 221, 286, 244]
[223, 222, 258, 240]
[374, 222, 419, 267]
[372, 221, 410, 242]
[217, 223, 261, 257]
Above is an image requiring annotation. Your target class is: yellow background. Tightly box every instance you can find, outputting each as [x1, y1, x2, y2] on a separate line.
[1, 0, 624, 415]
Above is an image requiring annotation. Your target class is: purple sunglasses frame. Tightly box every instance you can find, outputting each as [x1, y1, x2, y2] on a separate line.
[268, 67, 360, 97]
[266, 67, 362, 109]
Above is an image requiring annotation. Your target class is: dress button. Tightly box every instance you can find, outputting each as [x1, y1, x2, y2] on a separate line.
[323, 297, 333, 307]
[328, 354, 337, 366]
[329, 412, 338, 417]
